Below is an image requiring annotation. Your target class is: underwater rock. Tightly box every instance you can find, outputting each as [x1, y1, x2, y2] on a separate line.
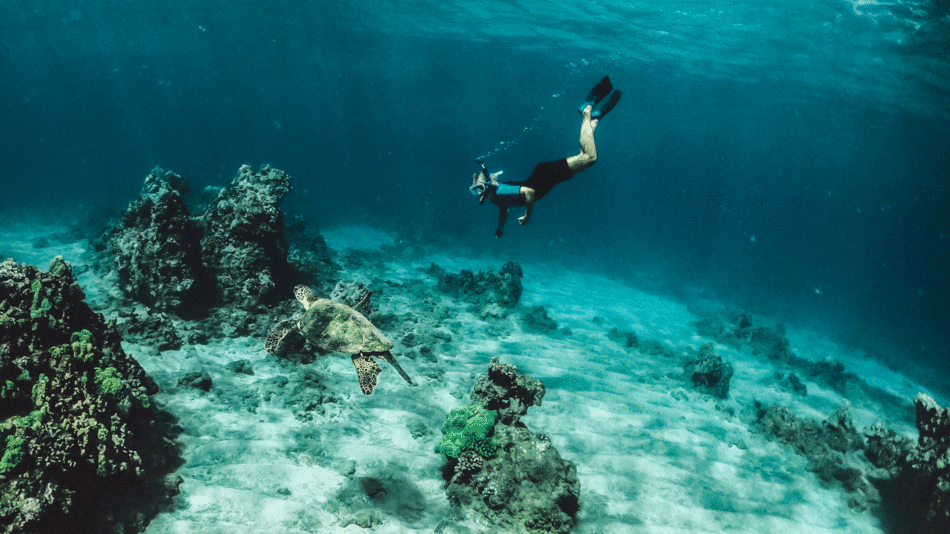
[637, 338, 676, 358]
[177, 370, 213, 392]
[0, 257, 181, 534]
[753, 402, 878, 511]
[863, 421, 911, 476]
[226, 359, 254, 375]
[439, 358, 577, 533]
[471, 357, 545, 426]
[607, 327, 639, 348]
[256, 367, 338, 421]
[200, 164, 293, 311]
[696, 309, 793, 361]
[684, 342, 734, 399]
[428, 261, 523, 310]
[698, 310, 906, 412]
[904, 393, 950, 532]
[107, 167, 209, 315]
[118, 308, 183, 351]
[771, 372, 808, 397]
[522, 305, 558, 333]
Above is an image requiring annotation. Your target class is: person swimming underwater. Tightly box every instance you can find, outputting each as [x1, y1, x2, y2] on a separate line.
[470, 76, 621, 238]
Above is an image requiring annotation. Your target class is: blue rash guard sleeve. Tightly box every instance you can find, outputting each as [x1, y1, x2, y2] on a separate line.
[494, 183, 522, 198]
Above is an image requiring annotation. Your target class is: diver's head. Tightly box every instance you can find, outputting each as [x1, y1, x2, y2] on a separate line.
[470, 172, 489, 196]
[470, 160, 495, 203]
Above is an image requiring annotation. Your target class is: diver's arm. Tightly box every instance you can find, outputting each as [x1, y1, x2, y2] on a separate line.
[518, 188, 536, 225]
[496, 206, 509, 238]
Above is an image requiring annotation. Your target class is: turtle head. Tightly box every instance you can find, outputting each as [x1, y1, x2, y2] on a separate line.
[294, 285, 319, 311]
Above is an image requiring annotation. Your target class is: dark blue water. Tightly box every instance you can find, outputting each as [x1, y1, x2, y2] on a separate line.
[2, 1, 948, 377]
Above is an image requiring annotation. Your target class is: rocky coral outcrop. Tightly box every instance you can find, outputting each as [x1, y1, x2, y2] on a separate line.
[107, 168, 208, 316]
[697, 309, 906, 413]
[902, 393, 950, 532]
[200, 164, 294, 311]
[0, 257, 181, 534]
[440, 358, 578, 533]
[470, 357, 545, 426]
[427, 262, 523, 310]
[684, 342, 734, 399]
[107, 165, 319, 327]
[522, 305, 558, 334]
[752, 402, 878, 511]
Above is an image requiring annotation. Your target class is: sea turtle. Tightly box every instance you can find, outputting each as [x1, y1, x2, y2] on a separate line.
[265, 284, 414, 395]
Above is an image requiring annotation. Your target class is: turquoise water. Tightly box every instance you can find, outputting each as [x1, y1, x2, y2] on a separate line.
[1, 0, 947, 398]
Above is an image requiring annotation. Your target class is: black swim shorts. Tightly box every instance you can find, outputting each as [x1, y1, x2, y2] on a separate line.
[509, 158, 573, 201]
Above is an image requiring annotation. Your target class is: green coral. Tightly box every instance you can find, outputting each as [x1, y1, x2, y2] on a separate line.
[31, 374, 49, 406]
[937, 448, 950, 471]
[0, 410, 43, 478]
[30, 279, 52, 319]
[0, 435, 26, 476]
[94, 367, 124, 397]
[435, 403, 498, 462]
[70, 329, 96, 362]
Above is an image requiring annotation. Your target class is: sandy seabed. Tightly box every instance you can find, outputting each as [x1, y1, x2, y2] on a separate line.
[1, 222, 941, 534]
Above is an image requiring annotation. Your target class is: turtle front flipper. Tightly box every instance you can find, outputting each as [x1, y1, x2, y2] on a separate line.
[352, 354, 382, 395]
[376, 351, 414, 387]
[265, 319, 297, 354]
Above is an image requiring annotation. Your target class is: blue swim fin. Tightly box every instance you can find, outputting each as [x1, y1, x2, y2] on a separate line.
[578, 76, 613, 114]
[591, 90, 621, 120]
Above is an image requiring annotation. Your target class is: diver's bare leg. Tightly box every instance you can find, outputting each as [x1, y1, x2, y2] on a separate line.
[566, 105, 598, 175]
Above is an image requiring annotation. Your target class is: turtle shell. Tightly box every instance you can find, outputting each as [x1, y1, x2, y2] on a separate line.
[298, 298, 393, 354]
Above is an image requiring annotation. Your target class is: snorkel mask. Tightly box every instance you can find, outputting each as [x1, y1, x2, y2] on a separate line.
[469, 182, 487, 196]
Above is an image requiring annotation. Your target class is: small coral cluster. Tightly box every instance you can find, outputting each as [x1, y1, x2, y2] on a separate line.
[0, 257, 180, 533]
[438, 358, 579, 534]
[434, 404, 499, 462]
[683, 342, 733, 399]
[753, 403, 879, 511]
[428, 261, 523, 309]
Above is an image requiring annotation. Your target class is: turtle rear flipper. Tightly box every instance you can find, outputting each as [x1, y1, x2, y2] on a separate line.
[265, 319, 297, 354]
[376, 351, 414, 387]
[352, 354, 382, 395]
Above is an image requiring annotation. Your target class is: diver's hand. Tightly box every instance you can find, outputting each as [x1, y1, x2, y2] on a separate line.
[518, 215, 530, 225]
[495, 228, 504, 238]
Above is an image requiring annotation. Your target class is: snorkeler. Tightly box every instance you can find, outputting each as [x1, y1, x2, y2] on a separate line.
[470, 76, 621, 238]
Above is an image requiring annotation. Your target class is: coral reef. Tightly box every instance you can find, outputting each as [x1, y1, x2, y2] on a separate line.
[522, 305, 558, 333]
[471, 357, 545, 425]
[434, 404, 499, 462]
[697, 309, 907, 414]
[200, 164, 293, 311]
[428, 261, 523, 310]
[902, 393, 950, 532]
[440, 358, 578, 533]
[683, 342, 734, 399]
[107, 168, 208, 316]
[752, 402, 879, 511]
[0, 257, 180, 534]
